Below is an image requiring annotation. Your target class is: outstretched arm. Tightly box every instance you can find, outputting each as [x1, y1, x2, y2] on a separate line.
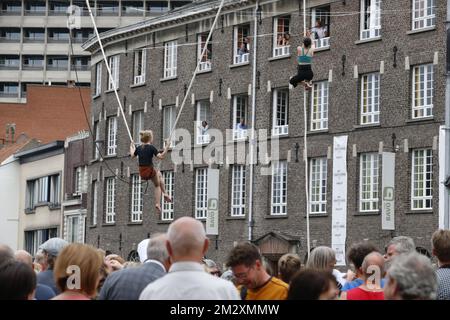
[130, 142, 136, 159]
[156, 139, 170, 159]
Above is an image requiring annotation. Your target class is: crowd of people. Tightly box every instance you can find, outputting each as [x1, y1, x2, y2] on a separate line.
[1, 218, 449, 300]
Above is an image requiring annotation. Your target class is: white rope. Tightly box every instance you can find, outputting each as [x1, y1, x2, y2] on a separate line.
[86, 0, 133, 144]
[303, 0, 311, 261]
[166, 0, 226, 144]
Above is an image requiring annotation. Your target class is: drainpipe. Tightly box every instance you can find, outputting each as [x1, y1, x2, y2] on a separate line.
[248, 1, 259, 241]
[444, 0, 450, 228]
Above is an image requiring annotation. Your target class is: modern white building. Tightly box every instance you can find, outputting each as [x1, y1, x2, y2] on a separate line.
[0, 0, 191, 103]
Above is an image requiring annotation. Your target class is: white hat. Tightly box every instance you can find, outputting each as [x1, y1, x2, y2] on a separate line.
[137, 239, 150, 263]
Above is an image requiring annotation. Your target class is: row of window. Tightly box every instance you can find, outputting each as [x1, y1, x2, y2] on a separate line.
[0, 82, 90, 98]
[0, 27, 101, 43]
[94, 62, 434, 159]
[0, 1, 190, 16]
[0, 55, 90, 70]
[92, 148, 434, 225]
[25, 174, 61, 211]
[93, 0, 436, 92]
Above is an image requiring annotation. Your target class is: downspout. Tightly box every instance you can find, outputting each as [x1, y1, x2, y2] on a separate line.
[248, 0, 259, 241]
[445, 0, 450, 228]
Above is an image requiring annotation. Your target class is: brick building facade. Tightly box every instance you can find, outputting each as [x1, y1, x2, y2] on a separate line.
[83, 0, 448, 269]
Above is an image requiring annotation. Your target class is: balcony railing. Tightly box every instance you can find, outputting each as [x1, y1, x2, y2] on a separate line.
[23, 36, 45, 43]
[234, 53, 249, 65]
[24, 8, 46, 15]
[48, 8, 68, 16]
[314, 37, 330, 49]
[71, 64, 89, 71]
[361, 27, 381, 40]
[0, 36, 20, 42]
[0, 64, 20, 70]
[47, 64, 68, 71]
[134, 74, 145, 84]
[0, 91, 19, 97]
[97, 8, 119, 16]
[196, 134, 210, 145]
[233, 129, 248, 140]
[0, 9, 22, 15]
[198, 61, 211, 72]
[72, 37, 90, 43]
[47, 36, 69, 43]
[22, 64, 44, 70]
[122, 7, 143, 16]
[272, 125, 289, 136]
[273, 45, 290, 57]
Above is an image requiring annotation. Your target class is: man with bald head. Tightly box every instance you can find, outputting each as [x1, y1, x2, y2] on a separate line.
[341, 252, 385, 300]
[14, 249, 55, 300]
[140, 217, 240, 300]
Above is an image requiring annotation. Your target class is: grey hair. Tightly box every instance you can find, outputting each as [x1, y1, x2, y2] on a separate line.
[306, 246, 336, 271]
[146, 233, 169, 264]
[167, 217, 206, 256]
[388, 236, 416, 255]
[388, 252, 437, 300]
[361, 252, 385, 277]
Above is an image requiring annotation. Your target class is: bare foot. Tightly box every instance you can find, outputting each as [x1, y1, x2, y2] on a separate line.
[155, 203, 161, 213]
[163, 194, 172, 203]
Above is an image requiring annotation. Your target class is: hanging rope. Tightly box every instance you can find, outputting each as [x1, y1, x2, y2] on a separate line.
[303, 0, 311, 261]
[165, 0, 226, 145]
[86, 0, 133, 144]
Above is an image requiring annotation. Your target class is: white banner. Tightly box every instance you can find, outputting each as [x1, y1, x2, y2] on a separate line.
[439, 126, 446, 229]
[382, 152, 396, 230]
[206, 169, 219, 235]
[331, 136, 348, 266]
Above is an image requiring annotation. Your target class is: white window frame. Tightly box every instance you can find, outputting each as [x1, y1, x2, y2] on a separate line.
[310, 158, 327, 214]
[412, 64, 434, 119]
[133, 48, 146, 85]
[161, 171, 174, 221]
[196, 100, 211, 145]
[107, 117, 117, 156]
[195, 168, 208, 219]
[231, 165, 246, 216]
[233, 25, 250, 65]
[197, 33, 212, 72]
[359, 153, 379, 212]
[411, 149, 433, 210]
[66, 215, 80, 243]
[131, 174, 143, 222]
[272, 89, 289, 136]
[412, 0, 435, 30]
[94, 121, 100, 160]
[92, 181, 98, 226]
[361, 73, 380, 125]
[50, 174, 60, 205]
[311, 6, 331, 49]
[311, 81, 329, 131]
[164, 40, 177, 78]
[95, 62, 102, 95]
[132, 110, 144, 143]
[360, 0, 381, 40]
[107, 55, 119, 90]
[105, 177, 116, 223]
[273, 16, 290, 57]
[163, 105, 176, 147]
[74, 167, 82, 194]
[271, 161, 287, 215]
[232, 95, 248, 140]
[38, 176, 49, 203]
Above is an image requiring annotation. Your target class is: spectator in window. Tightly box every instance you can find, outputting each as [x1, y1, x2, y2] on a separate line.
[278, 253, 301, 284]
[384, 252, 437, 300]
[431, 229, 450, 300]
[288, 269, 338, 300]
[236, 118, 248, 131]
[283, 33, 291, 46]
[238, 37, 250, 56]
[340, 252, 385, 300]
[277, 34, 284, 46]
[311, 19, 327, 39]
[226, 242, 289, 300]
[52, 243, 103, 300]
[199, 120, 209, 136]
[37, 237, 69, 294]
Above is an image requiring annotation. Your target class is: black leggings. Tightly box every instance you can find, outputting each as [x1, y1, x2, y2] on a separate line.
[289, 65, 314, 87]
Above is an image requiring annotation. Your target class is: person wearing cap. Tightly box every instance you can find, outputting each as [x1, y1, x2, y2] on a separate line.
[37, 237, 69, 294]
